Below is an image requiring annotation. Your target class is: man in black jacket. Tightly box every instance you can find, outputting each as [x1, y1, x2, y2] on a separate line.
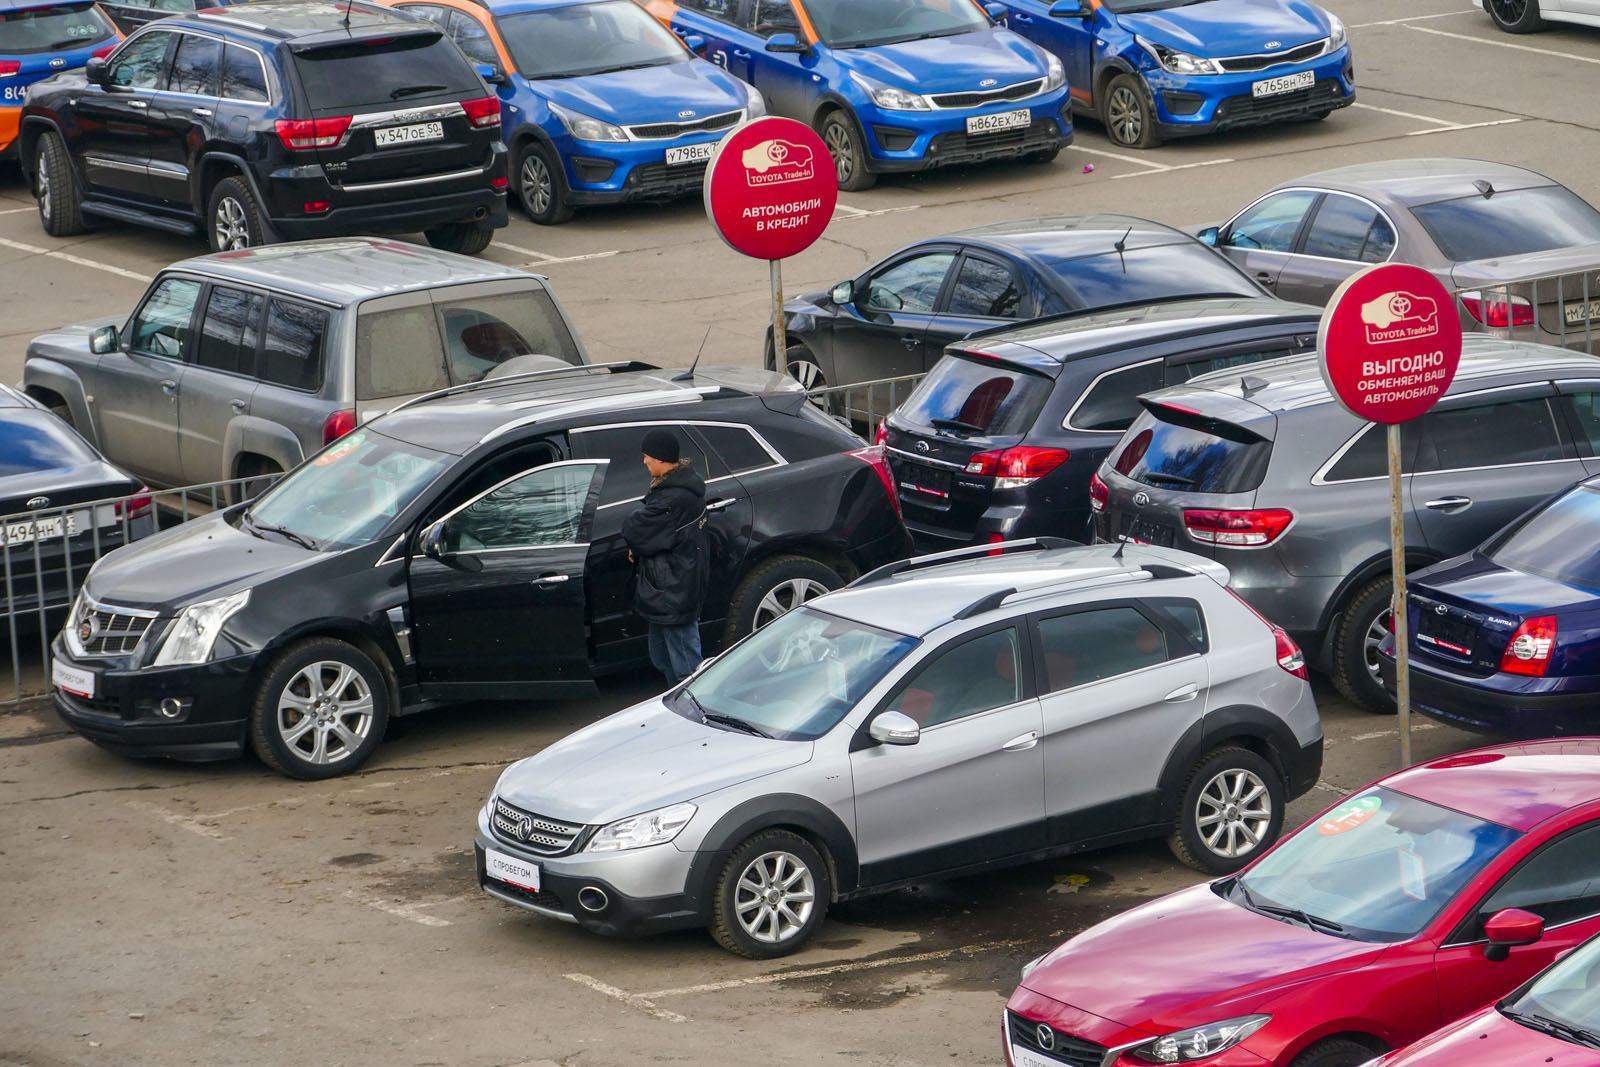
[621, 428, 710, 685]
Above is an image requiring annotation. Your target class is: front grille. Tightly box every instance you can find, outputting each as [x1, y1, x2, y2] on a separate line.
[1217, 39, 1327, 73]
[1006, 1011, 1107, 1067]
[623, 161, 708, 201]
[925, 117, 1062, 165]
[931, 77, 1045, 109]
[1213, 79, 1345, 127]
[78, 607, 157, 657]
[491, 797, 584, 856]
[626, 109, 741, 140]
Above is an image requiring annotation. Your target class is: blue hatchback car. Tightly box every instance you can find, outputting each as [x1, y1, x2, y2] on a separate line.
[645, 0, 1070, 191]
[382, 0, 761, 223]
[996, 0, 1353, 149]
[0, 0, 117, 159]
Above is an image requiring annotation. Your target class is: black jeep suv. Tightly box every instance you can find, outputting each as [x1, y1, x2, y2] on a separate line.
[19, 0, 508, 254]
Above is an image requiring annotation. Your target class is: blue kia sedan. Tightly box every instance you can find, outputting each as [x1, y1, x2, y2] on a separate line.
[381, 0, 761, 223]
[644, 0, 1070, 191]
[1380, 474, 1600, 738]
[996, 0, 1354, 148]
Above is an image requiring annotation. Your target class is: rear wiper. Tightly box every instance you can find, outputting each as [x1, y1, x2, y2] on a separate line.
[703, 712, 773, 739]
[243, 513, 317, 551]
[1236, 882, 1345, 935]
[1500, 1009, 1600, 1049]
[390, 83, 447, 99]
[932, 417, 985, 436]
[1140, 472, 1196, 487]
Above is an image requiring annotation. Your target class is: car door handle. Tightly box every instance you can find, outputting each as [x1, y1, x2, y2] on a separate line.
[1013, 12, 1033, 21]
[1255, 271, 1273, 282]
[160, 379, 179, 396]
[229, 398, 247, 413]
[900, 335, 921, 350]
[1001, 731, 1038, 752]
[532, 573, 570, 586]
[705, 498, 737, 512]
[191, 107, 212, 117]
[1164, 683, 1200, 703]
[127, 100, 148, 110]
[733, 48, 750, 58]
[1424, 496, 1472, 512]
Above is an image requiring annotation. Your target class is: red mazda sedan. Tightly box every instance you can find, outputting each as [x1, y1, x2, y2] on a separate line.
[1005, 739, 1600, 1067]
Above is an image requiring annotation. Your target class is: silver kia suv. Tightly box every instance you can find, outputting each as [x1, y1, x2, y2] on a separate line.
[476, 538, 1322, 958]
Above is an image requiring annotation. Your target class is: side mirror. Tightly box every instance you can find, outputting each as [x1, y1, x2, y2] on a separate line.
[89, 324, 119, 354]
[84, 56, 108, 86]
[475, 62, 509, 87]
[868, 711, 921, 747]
[1483, 908, 1544, 962]
[764, 32, 810, 55]
[421, 519, 447, 560]
[984, 2, 1008, 22]
[830, 280, 854, 305]
[1049, 0, 1088, 16]
[1197, 225, 1220, 247]
[682, 32, 708, 55]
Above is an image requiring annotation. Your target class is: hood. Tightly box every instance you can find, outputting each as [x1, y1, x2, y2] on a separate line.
[1117, 0, 1332, 56]
[1450, 241, 1600, 287]
[535, 59, 750, 127]
[1375, 1005, 1582, 1067]
[26, 315, 122, 361]
[496, 699, 813, 825]
[840, 27, 1048, 96]
[1413, 552, 1600, 616]
[84, 512, 314, 612]
[1020, 883, 1385, 1031]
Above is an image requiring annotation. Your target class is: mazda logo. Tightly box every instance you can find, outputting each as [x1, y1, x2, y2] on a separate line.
[1264, 40, 1283, 49]
[1133, 492, 1150, 507]
[914, 440, 931, 454]
[1036, 1024, 1055, 1051]
[26, 496, 49, 509]
[678, 109, 696, 118]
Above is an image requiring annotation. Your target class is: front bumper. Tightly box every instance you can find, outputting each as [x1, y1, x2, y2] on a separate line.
[264, 146, 509, 240]
[857, 92, 1072, 173]
[551, 128, 729, 205]
[1142, 49, 1354, 137]
[1379, 653, 1600, 737]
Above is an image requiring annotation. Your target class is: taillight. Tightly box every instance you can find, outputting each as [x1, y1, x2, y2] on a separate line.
[1089, 472, 1109, 513]
[1273, 627, 1308, 679]
[874, 421, 887, 447]
[849, 445, 902, 521]
[274, 116, 352, 151]
[1459, 290, 1535, 329]
[1500, 616, 1557, 677]
[491, 175, 508, 189]
[303, 200, 331, 214]
[460, 96, 501, 129]
[0, 61, 20, 77]
[1183, 508, 1294, 547]
[964, 446, 1069, 489]
[323, 409, 357, 445]
[91, 44, 117, 59]
[115, 486, 153, 521]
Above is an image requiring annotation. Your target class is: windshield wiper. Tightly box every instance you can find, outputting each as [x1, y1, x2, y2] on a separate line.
[1140, 472, 1196, 487]
[390, 83, 447, 99]
[932, 417, 986, 436]
[1235, 881, 1347, 936]
[243, 513, 317, 551]
[1501, 1009, 1600, 1049]
[703, 712, 774, 739]
[677, 687, 708, 723]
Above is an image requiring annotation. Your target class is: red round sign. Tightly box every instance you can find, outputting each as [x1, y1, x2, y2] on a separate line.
[1317, 263, 1464, 424]
[703, 116, 837, 261]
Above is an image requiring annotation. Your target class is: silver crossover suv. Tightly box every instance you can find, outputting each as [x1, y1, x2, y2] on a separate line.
[476, 539, 1323, 957]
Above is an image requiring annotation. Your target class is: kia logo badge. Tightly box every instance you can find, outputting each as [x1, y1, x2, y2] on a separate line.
[678, 109, 696, 118]
[50, 57, 67, 67]
[1036, 1024, 1056, 1052]
[1133, 492, 1150, 507]
[979, 78, 997, 87]
[26, 496, 50, 509]
[914, 440, 931, 454]
[1264, 40, 1283, 49]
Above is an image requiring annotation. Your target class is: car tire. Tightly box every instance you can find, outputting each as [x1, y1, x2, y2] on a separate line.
[35, 132, 85, 237]
[1101, 73, 1162, 149]
[424, 222, 496, 256]
[1331, 576, 1397, 714]
[46, 401, 75, 429]
[723, 554, 843, 647]
[709, 829, 831, 959]
[783, 344, 825, 389]
[1289, 1038, 1384, 1067]
[819, 110, 877, 192]
[516, 140, 574, 226]
[1167, 745, 1285, 875]
[249, 637, 391, 780]
[207, 176, 265, 252]
[1484, 0, 1545, 32]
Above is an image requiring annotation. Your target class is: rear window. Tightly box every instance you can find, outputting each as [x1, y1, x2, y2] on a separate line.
[1411, 186, 1600, 261]
[1048, 243, 1261, 310]
[292, 33, 480, 111]
[0, 412, 99, 477]
[1486, 484, 1600, 591]
[897, 355, 1052, 438]
[0, 2, 114, 55]
[1110, 413, 1271, 495]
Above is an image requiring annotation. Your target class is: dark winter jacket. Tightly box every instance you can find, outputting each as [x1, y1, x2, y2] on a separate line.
[620, 462, 710, 625]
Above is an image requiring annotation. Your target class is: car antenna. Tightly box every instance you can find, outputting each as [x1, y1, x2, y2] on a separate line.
[1474, 179, 1495, 199]
[1112, 537, 1127, 561]
[1113, 225, 1132, 273]
[1240, 375, 1268, 398]
[672, 326, 713, 382]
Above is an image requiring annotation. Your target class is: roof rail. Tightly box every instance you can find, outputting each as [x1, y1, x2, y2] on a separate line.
[953, 587, 1016, 620]
[386, 361, 661, 415]
[851, 537, 1079, 587]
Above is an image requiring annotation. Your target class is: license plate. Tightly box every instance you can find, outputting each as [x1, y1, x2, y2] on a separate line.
[898, 462, 952, 498]
[1, 512, 78, 547]
[1565, 300, 1600, 325]
[1118, 514, 1175, 547]
[966, 108, 1030, 135]
[53, 658, 95, 699]
[1251, 70, 1315, 98]
[1010, 1046, 1062, 1067]
[373, 121, 444, 147]
[665, 141, 715, 167]
[484, 847, 540, 892]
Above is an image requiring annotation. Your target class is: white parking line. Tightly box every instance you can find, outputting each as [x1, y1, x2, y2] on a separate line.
[1070, 144, 1168, 171]
[493, 241, 622, 266]
[1111, 157, 1233, 180]
[1407, 118, 1523, 137]
[1408, 23, 1600, 64]
[493, 240, 549, 258]
[0, 206, 36, 215]
[1350, 101, 1459, 127]
[0, 236, 148, 282]
[564, 973, 687, 1023]
[355, 894, 453, 928]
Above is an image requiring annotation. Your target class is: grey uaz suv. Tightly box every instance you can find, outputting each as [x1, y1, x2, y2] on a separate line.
[476, 539, 1322, 957]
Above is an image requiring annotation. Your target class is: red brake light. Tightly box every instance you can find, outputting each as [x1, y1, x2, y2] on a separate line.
[1183, 508, 1294, 547]
[1500, 616, 1557, 677]
[323, 409, 357, 445]
[491, 175, 508, 189]
[963, 446, 1069, 488]
[1273, 627, 1308, 680]
[114, 486, 153, 521]
[274, 116, 351, 151]
[1089, 472, 1109, 513]
[303, 200, 331, 214]
[0, 60, 20, 77]
[874, 421, 887, 447]
[460, 96, 501, 129]
[1459, 291, 1535, 328]
[92, 44, 117, 59]
[849, 444, 901, 521]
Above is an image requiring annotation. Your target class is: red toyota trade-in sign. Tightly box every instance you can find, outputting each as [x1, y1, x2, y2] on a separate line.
[704, 116, 837, 261]
[1317, 263, 1464, 424]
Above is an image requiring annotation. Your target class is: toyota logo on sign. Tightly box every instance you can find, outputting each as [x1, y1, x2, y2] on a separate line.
[1036, 1024, 1056, 1051]
[1133, 492, 1150, 507]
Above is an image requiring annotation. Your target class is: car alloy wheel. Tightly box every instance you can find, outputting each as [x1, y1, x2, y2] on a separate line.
[1107, 84, 1144, 146]
[521, 152, 552, 218]
[823, 121, 855, 185]
[1489, 0, 1529, 22]
[734, 849, 816, 945]
[1195, 768, 1273, 859]
[1363, 608, 1393, 682]
[754, 577, 831, 630]
[37, 152, 52, 224]
[214, 195, 252, 250]
[276, 660, 375, 767]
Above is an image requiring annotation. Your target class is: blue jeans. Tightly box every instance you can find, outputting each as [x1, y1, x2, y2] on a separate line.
[648, 622, 703, 686]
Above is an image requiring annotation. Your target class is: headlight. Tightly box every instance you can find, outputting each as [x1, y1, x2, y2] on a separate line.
[1043, 52, 1065, 93]
[549, 101, 628, 142]
[151, 589, 250, 666]
[586, 802, 696, 852]
[1326, 12, 1347, 51]
[742, 81, 768, 118]
[850, 70, 929, 111]
[1137, 35, 1223, 76]
[1128, 1016, 1271, 1064]
[1019, 953, 1047, 981]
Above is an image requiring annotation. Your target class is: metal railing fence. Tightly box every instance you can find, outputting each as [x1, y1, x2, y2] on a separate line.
[1454, 274, 1600, 354]
[805, 373, 927, 437]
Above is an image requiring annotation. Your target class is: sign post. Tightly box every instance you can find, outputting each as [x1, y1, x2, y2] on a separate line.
[703, 116, 837, 378]
[1318, 264, 1464, 767]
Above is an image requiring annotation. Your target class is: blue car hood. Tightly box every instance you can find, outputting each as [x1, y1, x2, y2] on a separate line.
[840, 27, 1047, 95]
[534, 59, 748, 126]
[1117, 0, 1332, 57]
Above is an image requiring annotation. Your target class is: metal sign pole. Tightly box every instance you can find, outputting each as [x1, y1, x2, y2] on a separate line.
[1388, 421, 1412, 767]
[770, 258, 786, 368]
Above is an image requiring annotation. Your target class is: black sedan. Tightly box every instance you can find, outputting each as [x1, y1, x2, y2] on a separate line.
[767, 214, 1268, 390]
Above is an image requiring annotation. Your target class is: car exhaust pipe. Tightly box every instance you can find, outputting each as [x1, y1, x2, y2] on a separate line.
[577, 886, 609, 913]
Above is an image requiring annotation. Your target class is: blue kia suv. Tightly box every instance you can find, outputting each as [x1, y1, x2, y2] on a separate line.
[1, 0, 118, 159]
[645, 0, 1071, 191]
[996, 0, 1353, 149]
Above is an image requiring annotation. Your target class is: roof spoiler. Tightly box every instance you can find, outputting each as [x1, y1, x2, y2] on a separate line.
[1137, 397, 1270, 445]
[288, 22, 441, 51]
[850, 537, 1080, 588]
[388, 360, 661, 414]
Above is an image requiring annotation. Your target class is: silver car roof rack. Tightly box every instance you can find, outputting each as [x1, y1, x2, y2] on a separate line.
[851, 537, 1080, 587]
[387, 361, 661, 414]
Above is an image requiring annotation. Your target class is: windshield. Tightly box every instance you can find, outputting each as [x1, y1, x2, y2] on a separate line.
[496, 1, 685, 79]
[244, 429, 451, 550]
[1487, 484, 1600, 592]
[801, 0, 989, 49]
[680, 607, 918, 741]
[1234, 787, 1521, 942]
[0, 1, 114, 54]
[1412, 186, 1600, 261]
[897, 355, 1052, 438]
[1501, 933, 1600, 1045]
